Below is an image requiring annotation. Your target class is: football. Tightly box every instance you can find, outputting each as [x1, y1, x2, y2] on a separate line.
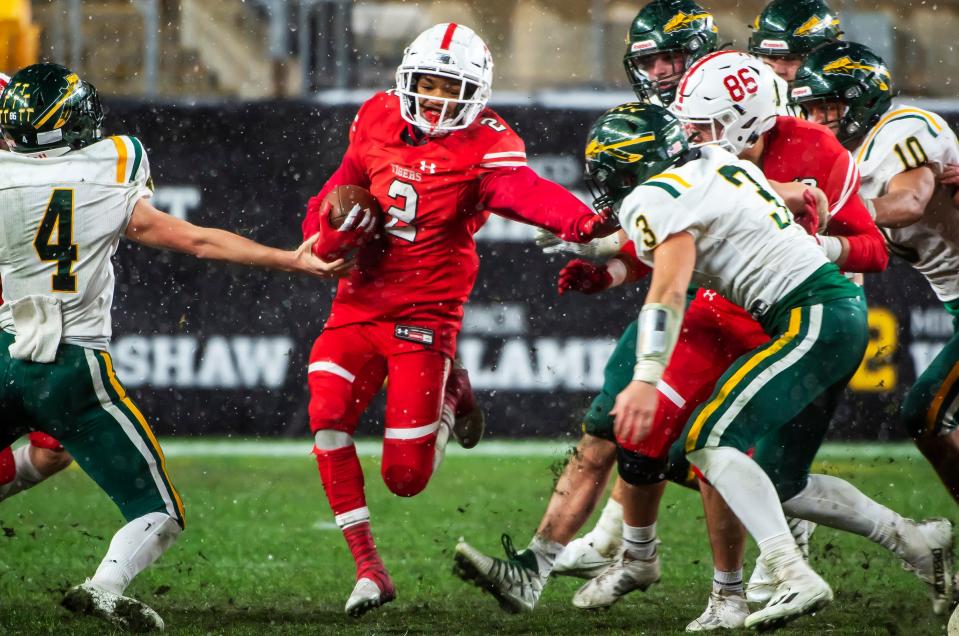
[313, 185, 381, 260]
[324, 184, 381, 229]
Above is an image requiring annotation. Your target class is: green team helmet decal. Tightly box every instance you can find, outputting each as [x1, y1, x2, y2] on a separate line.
[748, 0, 842, 58]
[584, 102, 689, 210]
[623, 0, 719, 105]
[0, 63, 104, 153]
[790, 41, 892, 144]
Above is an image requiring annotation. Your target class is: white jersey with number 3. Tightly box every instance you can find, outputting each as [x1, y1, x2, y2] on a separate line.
[0, 136, 152, 350]
[619, 145, 829, 315]
[853, 103, 959, 302]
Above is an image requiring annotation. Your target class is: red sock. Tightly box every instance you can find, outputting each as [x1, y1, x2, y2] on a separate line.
[343, 522, 393, 591]
[314, 444, 392, 591]
[314, 444, 366, 515]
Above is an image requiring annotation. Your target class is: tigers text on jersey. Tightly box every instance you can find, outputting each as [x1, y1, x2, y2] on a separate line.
[853, 103, 959, 302]
[326, 90, 526, 330]
[619, 145, 829, 317]
[0, 136, 152, 350]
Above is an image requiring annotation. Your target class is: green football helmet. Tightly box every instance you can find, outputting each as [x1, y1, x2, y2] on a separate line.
[0, 63, 104, 153]
[748, 0, 842, 58]
[584, 102, 689, 210]
[623, 0, 719, 105]
[789, 41, 892, 145]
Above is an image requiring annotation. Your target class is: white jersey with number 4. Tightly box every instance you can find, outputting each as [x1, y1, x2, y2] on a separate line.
[853, 103, 959, 303]
[0, 135, 152, 350]
[619, 145, 829, 316]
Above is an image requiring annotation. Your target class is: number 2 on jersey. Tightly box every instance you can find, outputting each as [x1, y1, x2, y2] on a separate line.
[384, 179, 419, 242]
[34, 188, 79, 293]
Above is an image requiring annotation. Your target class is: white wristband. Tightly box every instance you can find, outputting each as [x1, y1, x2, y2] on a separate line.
[817, 234, 843, 262]
[607, 258, 628, 288]
[632, 303, 682, 384]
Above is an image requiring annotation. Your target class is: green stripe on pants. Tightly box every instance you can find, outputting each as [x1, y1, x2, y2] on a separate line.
[677, 298, 868, 460]
[83, 349, 185, 526]
[901, 311, 959, 438]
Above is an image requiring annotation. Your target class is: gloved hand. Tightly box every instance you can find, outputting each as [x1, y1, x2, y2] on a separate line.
[794, 188, 823, 236]
[574, 206, 620, 241]
[534, 227, 623, 259]
[558, 259, 613, 295]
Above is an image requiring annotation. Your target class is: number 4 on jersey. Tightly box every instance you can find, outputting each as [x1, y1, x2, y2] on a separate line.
[34, 188, 79, 293]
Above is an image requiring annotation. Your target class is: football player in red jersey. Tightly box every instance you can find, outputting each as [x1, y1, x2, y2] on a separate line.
[453, 51, 891, 628]
[300, 23, 616, 617]
[575, 52, 944, 628]
[0, 70, 76, 502]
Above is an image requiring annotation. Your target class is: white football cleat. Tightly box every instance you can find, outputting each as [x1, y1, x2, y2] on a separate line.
[345, 576, 396, 617]
[747, 518, 817, 604]
[686, 588, 749, 632]
[744, 560, 832, 631]
[453, 536, 545, 613]
[571, 549, 661, 609]
[553, 535, 616, 579]
[948, 598, 959, 635]
[899, 517, 954, 615]
[62, 580, 165, 632]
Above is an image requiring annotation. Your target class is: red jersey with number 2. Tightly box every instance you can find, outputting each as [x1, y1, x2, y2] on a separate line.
[322, 91, 526, 332]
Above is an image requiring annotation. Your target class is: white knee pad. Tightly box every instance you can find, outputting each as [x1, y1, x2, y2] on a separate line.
[314, 430, 354, 451]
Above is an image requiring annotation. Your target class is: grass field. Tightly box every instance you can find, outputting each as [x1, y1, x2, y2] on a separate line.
[0, 439, 954, 635]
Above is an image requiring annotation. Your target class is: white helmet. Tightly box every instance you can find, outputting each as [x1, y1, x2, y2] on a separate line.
[395, 23, 493, 136]
[670, 51, 778, 155]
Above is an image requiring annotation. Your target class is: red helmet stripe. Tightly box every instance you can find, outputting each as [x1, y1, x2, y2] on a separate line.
[440, 23, 458, 50]
[675, 50, 739, 104]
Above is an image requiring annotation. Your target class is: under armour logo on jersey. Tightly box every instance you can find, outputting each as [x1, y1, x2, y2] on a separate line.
[703, 290, 717, 301]
[420, 161, 437, 174]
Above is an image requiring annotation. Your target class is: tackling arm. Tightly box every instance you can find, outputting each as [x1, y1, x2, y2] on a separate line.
[126, 198, 349, 277]
[824, 194, 888, 272]
[610, 232, 695, 445]
[870, 166, 937, 229]
[479, 166, 617, 242]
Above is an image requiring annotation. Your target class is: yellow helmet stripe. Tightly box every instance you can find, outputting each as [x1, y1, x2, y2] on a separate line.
[33, 73, 80, 129]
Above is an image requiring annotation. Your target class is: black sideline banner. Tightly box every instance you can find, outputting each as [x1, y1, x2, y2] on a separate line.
[99, 99, 955, 440]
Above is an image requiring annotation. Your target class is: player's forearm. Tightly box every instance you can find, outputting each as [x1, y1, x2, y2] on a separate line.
[871, 190, 927, 228]
[823, 197, 888, 272]
[608, 240, 651, 288]
[872, 166, 936, 229]
[768, 180, 807, 215]
[480, 167, 597, 242]
[187, 227, 297, 271]
[633, 234, 694, 384]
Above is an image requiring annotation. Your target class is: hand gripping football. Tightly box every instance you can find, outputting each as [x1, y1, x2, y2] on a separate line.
[312, 185, 381, 261]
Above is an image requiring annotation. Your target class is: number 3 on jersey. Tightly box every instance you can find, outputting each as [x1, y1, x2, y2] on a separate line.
[384, 178, 419, 242]
[34, 188, 79, 292]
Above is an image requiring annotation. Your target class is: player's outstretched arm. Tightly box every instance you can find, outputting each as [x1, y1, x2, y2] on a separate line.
[870, 166, 936, 229]
[125, 198, 351, 278]
[479, 167, 618, 242]
[610, 232, 695, 446]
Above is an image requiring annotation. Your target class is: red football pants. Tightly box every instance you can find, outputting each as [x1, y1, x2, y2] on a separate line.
[308, 321, 451, 501]
[619, 289, 770, 459]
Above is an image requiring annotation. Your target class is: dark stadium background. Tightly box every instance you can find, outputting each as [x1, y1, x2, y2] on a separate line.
[102, 99, 951, 441]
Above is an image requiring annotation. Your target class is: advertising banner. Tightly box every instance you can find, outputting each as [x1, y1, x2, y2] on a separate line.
[101, 99, 955, 440]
